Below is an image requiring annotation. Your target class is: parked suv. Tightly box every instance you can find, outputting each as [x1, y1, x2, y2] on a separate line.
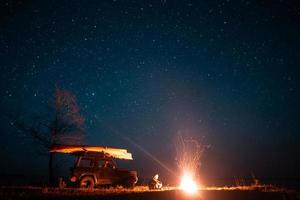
[50, 145, 138, 188]
[70, 152, 138, 188]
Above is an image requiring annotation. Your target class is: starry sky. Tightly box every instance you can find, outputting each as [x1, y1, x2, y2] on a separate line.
[0, 0, 299, 186]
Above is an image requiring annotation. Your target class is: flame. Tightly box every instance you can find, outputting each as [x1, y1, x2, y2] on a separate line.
[180, 173, 198, 194]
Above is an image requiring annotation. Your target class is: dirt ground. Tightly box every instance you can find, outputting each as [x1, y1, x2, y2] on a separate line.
[0, 186, 299, 200]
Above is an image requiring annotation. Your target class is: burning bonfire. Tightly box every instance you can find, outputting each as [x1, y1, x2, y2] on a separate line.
[180, 172, 198, 194]
[175, 133, 209, 194]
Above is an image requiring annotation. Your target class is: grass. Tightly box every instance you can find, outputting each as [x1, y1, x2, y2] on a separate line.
[0, 184, 298, 197]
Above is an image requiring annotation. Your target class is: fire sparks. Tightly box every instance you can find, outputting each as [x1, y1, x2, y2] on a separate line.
[180, 173, 198, 194]
[175, 133, 209, 194]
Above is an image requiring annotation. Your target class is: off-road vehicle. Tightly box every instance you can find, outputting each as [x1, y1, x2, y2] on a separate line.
[50, 145, 138, 188]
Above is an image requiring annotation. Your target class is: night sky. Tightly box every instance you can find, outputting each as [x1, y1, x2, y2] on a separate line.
[0, 0, 299, 185]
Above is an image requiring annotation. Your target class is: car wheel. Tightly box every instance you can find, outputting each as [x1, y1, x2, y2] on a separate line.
[123, 178, 136, 188]
[80, 176, 95, 188]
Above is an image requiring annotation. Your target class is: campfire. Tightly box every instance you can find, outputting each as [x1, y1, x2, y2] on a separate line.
[175, 133, 208, 194]
[180, 172, 198, 194]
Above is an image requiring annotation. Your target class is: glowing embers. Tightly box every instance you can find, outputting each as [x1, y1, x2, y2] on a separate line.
[180, 172, 198, 194]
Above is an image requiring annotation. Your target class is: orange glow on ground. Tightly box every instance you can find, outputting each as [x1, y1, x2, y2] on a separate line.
[180, 173, 198, 194]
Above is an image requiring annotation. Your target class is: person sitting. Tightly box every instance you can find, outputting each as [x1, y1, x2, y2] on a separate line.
[148, 174, 163, 189]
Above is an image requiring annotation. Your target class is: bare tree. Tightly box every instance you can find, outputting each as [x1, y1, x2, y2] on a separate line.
[12, 87, 85, 184]
[50, 87, 85, 145]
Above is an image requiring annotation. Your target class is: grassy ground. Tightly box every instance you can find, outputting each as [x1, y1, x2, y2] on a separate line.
[0, 186, 299, 200]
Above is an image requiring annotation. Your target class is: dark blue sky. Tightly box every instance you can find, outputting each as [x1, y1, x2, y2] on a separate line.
[0, 0, 299, 185]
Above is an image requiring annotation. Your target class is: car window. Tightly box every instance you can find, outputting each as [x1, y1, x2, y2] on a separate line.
[79, 159, 92, 167]
[102, 161, 116, 168]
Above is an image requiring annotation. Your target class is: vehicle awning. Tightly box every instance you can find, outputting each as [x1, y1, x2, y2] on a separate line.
[49, 145, 133, 160]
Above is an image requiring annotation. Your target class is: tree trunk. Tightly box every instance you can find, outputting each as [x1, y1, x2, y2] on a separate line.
[49, 152, 54, 185]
